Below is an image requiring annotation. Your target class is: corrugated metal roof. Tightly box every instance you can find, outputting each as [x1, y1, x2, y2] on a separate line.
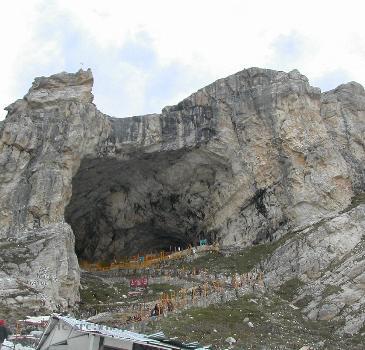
[38, 315, 209, 350]
[58, 315, 150, 342]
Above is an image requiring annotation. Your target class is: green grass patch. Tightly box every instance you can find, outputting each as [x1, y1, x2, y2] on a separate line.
[276, 277, 304, 301]
[79, 274, 129, 306]
[294, 294, 314, 308]
[148, 283, 179, 295]
[322, 284, 342, 299]
[142, 292, 362, 349]
[181, 233, 296, 274]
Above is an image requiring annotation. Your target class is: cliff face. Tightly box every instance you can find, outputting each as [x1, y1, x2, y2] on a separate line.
[0, 67, 364, 310]
[263, 201, 365, 336]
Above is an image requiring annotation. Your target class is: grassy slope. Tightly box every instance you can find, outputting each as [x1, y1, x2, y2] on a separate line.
[144, 292, 363, 349]
[179, 234, 295, 275]
[78, 274, 179, 314]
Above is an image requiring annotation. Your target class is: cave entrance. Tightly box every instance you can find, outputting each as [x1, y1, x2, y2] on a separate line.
[65, 149, 228, 262]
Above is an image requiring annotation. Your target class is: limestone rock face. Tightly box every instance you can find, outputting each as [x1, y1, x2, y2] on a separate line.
[24, 69, 94, 107]
[263, 200, 365, 335]
[0, 67, 364, 310]
[321, 82, 365, 192]
[0, 223, 79, 311]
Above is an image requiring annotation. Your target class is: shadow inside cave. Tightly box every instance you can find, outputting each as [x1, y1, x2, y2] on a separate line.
[65, 149, 231, 262]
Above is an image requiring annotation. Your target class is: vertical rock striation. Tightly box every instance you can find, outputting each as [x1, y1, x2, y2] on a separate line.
[0, 67, 364, 310]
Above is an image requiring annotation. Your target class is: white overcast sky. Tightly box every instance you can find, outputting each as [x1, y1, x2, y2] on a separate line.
[1, 0, 365, 120]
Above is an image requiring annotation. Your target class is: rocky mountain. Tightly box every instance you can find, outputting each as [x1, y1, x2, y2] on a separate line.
[0, 67, 364, 326]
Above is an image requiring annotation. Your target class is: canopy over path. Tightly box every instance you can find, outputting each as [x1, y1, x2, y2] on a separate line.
[80, 243, 219, 272]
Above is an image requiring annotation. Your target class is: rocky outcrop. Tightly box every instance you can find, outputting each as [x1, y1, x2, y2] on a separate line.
[263, 197, 365, 336]
[321, 82, 365, 192]
[0, 223, 79, 311]
[0, 67, 364, 311]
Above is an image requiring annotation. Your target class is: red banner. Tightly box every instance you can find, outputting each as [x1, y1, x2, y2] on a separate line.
[130, 276, 148, 288]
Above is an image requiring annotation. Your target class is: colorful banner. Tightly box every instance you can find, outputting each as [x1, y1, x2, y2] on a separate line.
[130, 276, 148, 288]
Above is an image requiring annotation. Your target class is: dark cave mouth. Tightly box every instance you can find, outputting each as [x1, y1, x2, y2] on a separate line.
[64, 149, 228, 262]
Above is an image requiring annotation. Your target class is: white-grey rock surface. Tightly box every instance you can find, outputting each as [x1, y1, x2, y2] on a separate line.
[0, 67, 364, 314]
[0, 223, 79, 311]
[263, 201, 365, 336]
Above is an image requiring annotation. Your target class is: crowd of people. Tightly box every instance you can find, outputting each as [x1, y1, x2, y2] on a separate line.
[77, 266, 267, 324]
[124, 270, 266, 326]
